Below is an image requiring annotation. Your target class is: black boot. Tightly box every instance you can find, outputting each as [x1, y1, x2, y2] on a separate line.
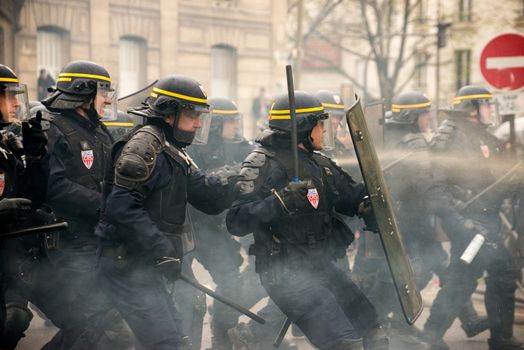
[458, 300, 489, 338]
[363, 326, 389, 350]
[488, 337, 524, 350]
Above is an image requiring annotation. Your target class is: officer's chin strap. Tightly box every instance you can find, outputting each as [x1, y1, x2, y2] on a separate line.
[302, 134, 315, 153]
[81, 98, 100, 125]
[172, 109, 195, 148]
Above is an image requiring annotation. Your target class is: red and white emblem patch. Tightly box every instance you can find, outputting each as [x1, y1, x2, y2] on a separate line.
[81, 150, 94, 169]
[480, 144, 490, 158]
[0, 172, 5, 197]
[307, 188, 320, 209]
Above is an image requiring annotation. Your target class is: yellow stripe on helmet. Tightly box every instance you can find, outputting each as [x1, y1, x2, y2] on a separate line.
[0, 78, 19, 83]
[103, 121, 134, 127]
[391, 101, 432, 110]
[57, 77, 72, 82]
[213, 109, 240, 115]
[152, 87, 208, 104]
[269, 106, 324, 120]
[59, 72, 111, 82]
[452, 94, 493, 105]
[322, 103, 345, 109]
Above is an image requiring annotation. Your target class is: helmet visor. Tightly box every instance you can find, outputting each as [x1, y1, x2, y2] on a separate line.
[221, 114, 244, 143]
[478, 99, 500, 127]
[320, 112, 337, 151]
[179, 106, 212, 145]
[1, 84, 30, 122]
[97, 81, 118, 120]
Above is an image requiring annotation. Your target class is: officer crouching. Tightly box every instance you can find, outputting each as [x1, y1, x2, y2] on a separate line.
[226, 91, 388, 350]
[95, 75, 235, 349]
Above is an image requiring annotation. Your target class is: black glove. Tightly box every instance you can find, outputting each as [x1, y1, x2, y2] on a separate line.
[211, 164, 241, 186]
[155, 256, 182, 281]
[22, 112, 47, 158]
[0, 198, 32, 221]
[461, 219, 488, 241]
[358, 196, 379, 233]
[273, 180, 310, 214]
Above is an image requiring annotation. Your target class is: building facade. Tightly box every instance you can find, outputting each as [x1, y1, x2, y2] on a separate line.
[1, 0, 288, 136]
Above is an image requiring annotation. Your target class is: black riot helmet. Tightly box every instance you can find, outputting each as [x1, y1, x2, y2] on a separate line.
[452, 85, 497, 126]
[316, 90, 345, 115]
[0, 64, 30, 123]
[42, 60, 117, 120]
[208, 97, 243, 143]
[268, 91, 328, 150]
[145, 75, 211, 146]
[390, 91, 431, 124]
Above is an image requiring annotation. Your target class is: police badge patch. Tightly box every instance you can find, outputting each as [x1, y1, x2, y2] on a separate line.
[0, 172, 5, 196]
[480, 144, 490, 158]
[307, 188, 319, 209]
[81, 150, 94, 169]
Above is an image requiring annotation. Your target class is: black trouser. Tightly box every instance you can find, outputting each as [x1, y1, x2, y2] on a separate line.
[424, 233, 519, 340]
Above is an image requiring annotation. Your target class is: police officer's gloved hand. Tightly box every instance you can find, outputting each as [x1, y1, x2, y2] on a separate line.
[211, 164, 241, 186]
[22, 112, 47, 158]
[0, 198, 32, 222]
[461, 219, 488, 241]
[273, 180, 310, 214]
[155, 256, 182, 281]
[358, 196, 379, 233]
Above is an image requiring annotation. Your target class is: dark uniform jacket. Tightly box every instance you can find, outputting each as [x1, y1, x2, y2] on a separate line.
[425, 116, 508, 242]
[46, 111, 113, 236]
[96, 124, 230, 261]
[226, 132, 366, 268]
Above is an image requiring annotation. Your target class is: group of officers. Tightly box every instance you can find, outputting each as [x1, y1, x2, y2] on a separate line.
[0, 58, 522, 350]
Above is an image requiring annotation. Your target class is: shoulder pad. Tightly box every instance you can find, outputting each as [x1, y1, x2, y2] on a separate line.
[114, 126, 164, 190]
[235, 148, 270, 196]
[401, 133, 428, 150]
[430, 120, 457, 152]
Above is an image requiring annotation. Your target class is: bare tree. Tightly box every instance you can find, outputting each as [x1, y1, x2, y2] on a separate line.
[290, 0, 434, 105]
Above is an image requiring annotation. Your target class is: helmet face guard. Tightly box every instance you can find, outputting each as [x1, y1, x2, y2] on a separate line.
[189, 104, 212, 145]
[319, 111, 336, 151]
[0, 83, 30, 123]
[97, 81, 118, 120]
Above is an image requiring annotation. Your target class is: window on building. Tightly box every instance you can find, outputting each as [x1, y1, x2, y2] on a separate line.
[211, 45, 237, 99]
[119, 37, 147, 98]
[37, 27, 70, 80]
[455, 50, 471, 90]
[458, 0, 472, 21]
[414, 53, 427, 90]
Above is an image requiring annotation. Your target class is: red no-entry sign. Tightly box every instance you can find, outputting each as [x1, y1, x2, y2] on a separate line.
[480, 33, 524, 91]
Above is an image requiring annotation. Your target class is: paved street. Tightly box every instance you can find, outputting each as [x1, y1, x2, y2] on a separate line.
[17, 258, 524, 350]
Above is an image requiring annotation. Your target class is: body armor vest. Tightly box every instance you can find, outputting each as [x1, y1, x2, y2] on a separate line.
[434, 118, 504, 214]
[257, 146, 339, 256]
[50, 113, 112, 209]
[109, 125, 195, 255]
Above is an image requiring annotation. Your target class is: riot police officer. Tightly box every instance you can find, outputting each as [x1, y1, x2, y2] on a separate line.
[35, 60, 131, 349]
[226, 91, 388, 350]
[422, 86, 523, 350]
[0, 64, 48, 348]
[96, 75, 235, 349]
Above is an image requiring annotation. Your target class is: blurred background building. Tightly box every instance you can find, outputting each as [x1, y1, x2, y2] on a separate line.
[1, 0, 523, 136]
